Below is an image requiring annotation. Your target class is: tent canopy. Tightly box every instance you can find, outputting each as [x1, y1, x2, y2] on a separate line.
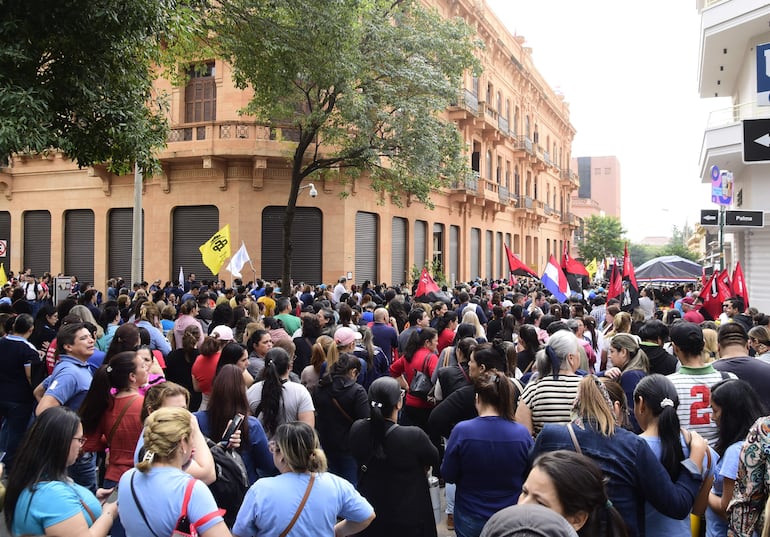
[635, 255, 702, 283]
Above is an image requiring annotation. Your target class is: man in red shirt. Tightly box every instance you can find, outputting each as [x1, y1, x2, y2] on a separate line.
[681, 296, 704, 324]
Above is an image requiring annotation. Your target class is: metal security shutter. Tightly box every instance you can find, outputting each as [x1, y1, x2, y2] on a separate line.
[746, 226, 770, 313]
[261, 207, 322, 284]
[485, 230, 493, 281]
[23, 211, 51, 275]
[355, 212, 378, 285]
[392, 217, 407, 286]
[172, 206, 219, 281]
[414, 220, 427, 267]
[496, 232, 503, 279]
[449, 225, 459, 284]
[0, 212, 10, 269]
[470, 228, 480, 280]
[108, 209, 144, 282]
[64, 210, 94, 285]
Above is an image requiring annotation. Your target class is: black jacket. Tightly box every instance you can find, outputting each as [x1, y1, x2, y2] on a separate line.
[641, 343, 678, 375]
[313, 375, 369, 455]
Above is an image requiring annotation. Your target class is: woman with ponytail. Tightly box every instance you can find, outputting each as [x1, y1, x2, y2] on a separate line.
[118, 407, 229, 537]
[233, 421, 375, 537]
[515, 329, 582, 436]
[603, 333, 650, 433]
[532, 375, 709, 537]
[349, 377, 439, 537]
[246, 347, 314, 439]
[635, 374, 716, 536]
[519, 450, 629, 537]
[389, 327, 440, 431]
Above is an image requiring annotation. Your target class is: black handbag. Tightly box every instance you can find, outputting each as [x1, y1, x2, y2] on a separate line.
[408, 355, 434, 400]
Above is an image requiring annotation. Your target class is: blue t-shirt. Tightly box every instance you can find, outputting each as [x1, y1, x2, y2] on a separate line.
[642, 434, 716, 537]
[119, 466, 223, 537]
[42, 355, 93, 410]
[233, 471, 373, 537]
[441, 416, 533, 518]
[13, 480, 102, 535]
[706, 440, 743, 537]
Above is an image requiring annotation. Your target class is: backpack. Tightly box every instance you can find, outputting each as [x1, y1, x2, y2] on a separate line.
[205, 438, 250, 528]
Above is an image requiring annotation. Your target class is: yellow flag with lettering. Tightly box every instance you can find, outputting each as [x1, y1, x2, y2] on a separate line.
[585, 258, 598, 279]
[199, 224, 231, 276]
[0, 263, 6, 287]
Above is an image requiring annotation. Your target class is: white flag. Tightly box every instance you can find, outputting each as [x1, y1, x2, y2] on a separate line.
[226, 242, 251, 279]
[178, 266, 184, 289]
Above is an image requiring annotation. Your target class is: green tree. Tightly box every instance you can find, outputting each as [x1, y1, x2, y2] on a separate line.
[660, 243, 699, 262]
[578, 215, 626, 262]
[209, 0, 479, 287]
[628, 242, 658, 267]
[0, 1, 197, 173]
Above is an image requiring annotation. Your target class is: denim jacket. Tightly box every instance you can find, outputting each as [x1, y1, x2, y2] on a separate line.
[532, 420, 702, 537]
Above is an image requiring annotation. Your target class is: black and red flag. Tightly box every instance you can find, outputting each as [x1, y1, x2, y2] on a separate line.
[505, 244, 538, 279]
[732, 262, 749, 308]
[619, 243, 639, 312]
[561, 243, 589, 294]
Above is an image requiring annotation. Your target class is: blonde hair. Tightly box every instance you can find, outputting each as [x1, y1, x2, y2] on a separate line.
[702, 328, 719, 362]
[574, 375, 616, 436]
[275, 421, 327, 473]
[607, 311, 632, 338]
[69, 305, 105, 339]
[138, 406, 191, 472]
[243, 321, 266, 345]
[141, 381, 190, 421]
[461, 309, 485, 339]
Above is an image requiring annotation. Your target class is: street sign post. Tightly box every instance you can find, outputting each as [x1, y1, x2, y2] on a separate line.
[725, 210, 764, 227]
[743, 119, 770, 163]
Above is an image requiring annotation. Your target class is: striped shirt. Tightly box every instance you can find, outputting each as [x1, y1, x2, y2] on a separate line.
[520, 374, 582, 436]
[667, 365, 725, 447]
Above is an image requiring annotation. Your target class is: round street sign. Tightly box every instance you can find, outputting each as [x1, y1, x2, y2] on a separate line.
[711, 165, 720, 180]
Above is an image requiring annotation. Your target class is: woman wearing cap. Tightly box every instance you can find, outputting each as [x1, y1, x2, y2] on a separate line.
[246, 347, 315, 439]
[531, 375, 709, 537]
[313, 353, 369, 485]
[601, 333, 650, 433]
[233, 421, 374, 537]
[349, 377, 439, 537]
[191, 326, 233, 411]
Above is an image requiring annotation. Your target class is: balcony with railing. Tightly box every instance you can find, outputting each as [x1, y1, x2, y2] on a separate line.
[560, 167, 580, 188]
[518, 195, 534, 210]
[452, 170, 480, 192]
[700, 101, 763, 181]
[499, 185, 510, 204]
[497, 116, 509, 135]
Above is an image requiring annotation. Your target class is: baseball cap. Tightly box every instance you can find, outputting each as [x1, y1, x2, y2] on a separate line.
[334, 326, 362, 346]
[669, 321, 703, 348]
[210, 325, 234, 341]
[681, 296, 696, 307]
[480, 504, 578, 537]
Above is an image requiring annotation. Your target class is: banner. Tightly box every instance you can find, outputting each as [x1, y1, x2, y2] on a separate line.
[541, 255, 569, 303]
[199, 224, 232, 276]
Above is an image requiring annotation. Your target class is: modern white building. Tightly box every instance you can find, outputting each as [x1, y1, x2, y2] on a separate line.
[697, 0, 770, 312]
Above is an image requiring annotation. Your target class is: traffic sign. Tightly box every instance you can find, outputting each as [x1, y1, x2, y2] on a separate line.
[725, 210, 764, 227]
[743, 119, 770, 163]
[700, 209, 719, 226]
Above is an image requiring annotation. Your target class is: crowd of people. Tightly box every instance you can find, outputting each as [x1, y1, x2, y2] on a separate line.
[0, 270, 769, 536]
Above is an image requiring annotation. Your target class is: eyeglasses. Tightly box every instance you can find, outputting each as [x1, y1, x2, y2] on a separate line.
[268, 440, 280, 454]
[73, 436, 87, 446]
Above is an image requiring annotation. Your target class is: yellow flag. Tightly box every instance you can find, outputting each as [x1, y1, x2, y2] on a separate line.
[0, 263, 6, 286]
[199, 224, 231, 276]
[585, 258, 598, 279]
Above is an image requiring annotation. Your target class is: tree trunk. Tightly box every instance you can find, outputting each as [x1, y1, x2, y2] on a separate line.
[281, 131, 315, 291]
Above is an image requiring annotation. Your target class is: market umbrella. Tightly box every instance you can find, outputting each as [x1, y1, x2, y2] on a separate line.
[634, 255, 702, 283]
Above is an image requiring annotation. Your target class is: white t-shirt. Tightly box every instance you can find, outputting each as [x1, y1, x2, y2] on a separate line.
[247, 380, 314, 438]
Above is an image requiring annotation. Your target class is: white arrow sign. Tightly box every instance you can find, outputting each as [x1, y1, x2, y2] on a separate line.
[754, 133, 770, 147]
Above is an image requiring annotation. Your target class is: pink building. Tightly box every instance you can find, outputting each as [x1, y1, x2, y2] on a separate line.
[571, 156, 621, 219]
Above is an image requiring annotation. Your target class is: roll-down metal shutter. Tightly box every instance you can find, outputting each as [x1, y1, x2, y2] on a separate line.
[392, 217, 407, 286]
[172, 206, 219, 280]
[485, 230, 493, 281]
[108, 209, 144, 282]
[355, 212, 378, 285]
[23, 211, 51, 275]
[496, 232, 503, 279]
[0, 212, 10, 270]
[470, 228, 480, 280]
[449, 225, 459, 284]
[64, 210, 94, 285]
[414, 220, 427, 268]
[261, 207, 322, 284]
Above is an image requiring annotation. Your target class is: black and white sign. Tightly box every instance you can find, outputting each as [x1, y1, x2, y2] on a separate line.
[725, 210, 764, 227]
[700, 209, 719, 226]
[743, 119, 770, 163]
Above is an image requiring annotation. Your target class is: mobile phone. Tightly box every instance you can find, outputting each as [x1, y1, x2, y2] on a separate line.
[106, 486, 119, 503]
[220, 413, 245, 445]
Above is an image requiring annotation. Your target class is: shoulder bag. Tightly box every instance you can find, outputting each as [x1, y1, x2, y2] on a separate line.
[278, 474, 316, 537]
[408, 354, 434, 400]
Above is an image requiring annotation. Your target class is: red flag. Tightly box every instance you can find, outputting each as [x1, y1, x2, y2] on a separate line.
[732, 262, 749, 307]
[718, 269, 732, 295]
[415, 267, 440, 298]
[701, 272, 721, 320]
[505, 244, 538, 277]
[608, 262, 622, 300]
[561, 243, 589, 276]
[622, 243, 638, 291]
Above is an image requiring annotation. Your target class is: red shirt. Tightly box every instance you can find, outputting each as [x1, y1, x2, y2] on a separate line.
[438, 329, 455, 354]
[84, 394, 144, 482]
[389, 347, 438, 409]
[191, 351, 220, 395]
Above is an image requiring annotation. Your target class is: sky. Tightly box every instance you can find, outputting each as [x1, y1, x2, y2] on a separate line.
[486, 0, 730, 242]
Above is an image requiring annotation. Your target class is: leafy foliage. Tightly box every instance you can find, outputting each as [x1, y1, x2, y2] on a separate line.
[0, 0, 198, 173]
[209, 0, 480, 285]
[578, 215, 626, 261]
